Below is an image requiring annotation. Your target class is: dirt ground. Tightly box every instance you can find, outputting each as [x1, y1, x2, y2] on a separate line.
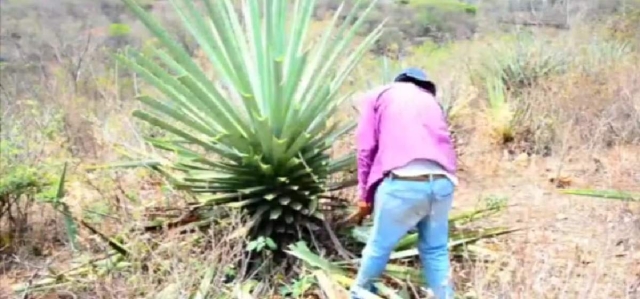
[451, 145, 640, 298]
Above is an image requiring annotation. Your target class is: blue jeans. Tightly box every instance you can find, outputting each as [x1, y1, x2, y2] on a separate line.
[350, 176, 455, 299]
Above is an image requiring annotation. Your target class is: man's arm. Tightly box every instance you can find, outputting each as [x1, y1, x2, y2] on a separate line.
[355, 90, 379, 204]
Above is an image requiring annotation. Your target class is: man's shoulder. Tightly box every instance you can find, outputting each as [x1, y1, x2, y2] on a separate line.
[368, 84, 396, 98]
[390, 82, 434, 95]
[352, 84, 394, 108]
[384, 82, 437, 104]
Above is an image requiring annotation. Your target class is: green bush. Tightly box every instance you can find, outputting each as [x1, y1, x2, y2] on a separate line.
[0, 101, 69, 248]
[0, 139, 57, 239]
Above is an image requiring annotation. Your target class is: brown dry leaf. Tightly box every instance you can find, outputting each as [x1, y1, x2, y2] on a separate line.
[548, 174, 573, 188]
[313, 271, 384, 299]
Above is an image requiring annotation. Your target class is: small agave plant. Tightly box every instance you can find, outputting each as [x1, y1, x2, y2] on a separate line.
[116, 0, 384, 245]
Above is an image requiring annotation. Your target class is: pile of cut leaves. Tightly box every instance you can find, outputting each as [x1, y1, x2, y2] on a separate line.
[12, 200, 520, 299]
[280, 202, 520, 299]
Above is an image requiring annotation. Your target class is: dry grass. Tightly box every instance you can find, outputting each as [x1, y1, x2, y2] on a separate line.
[452, 146, 640, 299]
[3, 147, 638, 298]
[1, 2, 640, 299]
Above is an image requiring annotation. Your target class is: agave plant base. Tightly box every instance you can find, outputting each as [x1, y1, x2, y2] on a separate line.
[222, 154, 329, 240]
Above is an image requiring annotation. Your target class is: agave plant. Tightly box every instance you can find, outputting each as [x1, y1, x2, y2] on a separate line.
[484, 75, 515, 142]
[116, 0, 384, 244]
[470, 33, 571, 93]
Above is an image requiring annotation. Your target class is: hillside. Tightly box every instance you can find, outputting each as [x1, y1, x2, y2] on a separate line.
[1, 0, 639, 298]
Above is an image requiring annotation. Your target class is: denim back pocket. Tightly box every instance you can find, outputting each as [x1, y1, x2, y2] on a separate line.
[431, 178, 455, 201]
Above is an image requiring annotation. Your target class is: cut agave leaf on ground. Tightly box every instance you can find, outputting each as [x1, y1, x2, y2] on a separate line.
[395, 233, 418, 251]
[85, 159, 162, 170]
[13, 281, 75, 295]
[449, 205, 508, 225]
[351, 207, 519, 254]
[285, 241, 346, 274]
[286, 241, 408, 291]
[331, 272, 358, 288]
[389, 248, 419, 260]
[314, 270, 352, 299]
[230, 280, 260, 299]
[560, 189, 639, 201]
[191, 267, 217, 299]
[384, 263, 423, 282]
[350, 287, 385, 299]
[350, 225, 372, 244]
[449, 227, 523, 249]
[315, 271, 389, 299]
[373, 282, 405, 299]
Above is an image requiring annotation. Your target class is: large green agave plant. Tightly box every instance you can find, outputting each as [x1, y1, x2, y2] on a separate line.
[116, 0, 384, 244]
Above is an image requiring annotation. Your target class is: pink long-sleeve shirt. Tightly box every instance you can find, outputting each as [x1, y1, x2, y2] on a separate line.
[355, 82, 458, 204]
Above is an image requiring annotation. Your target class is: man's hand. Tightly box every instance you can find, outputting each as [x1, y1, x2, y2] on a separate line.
[343, 201, 372, 226]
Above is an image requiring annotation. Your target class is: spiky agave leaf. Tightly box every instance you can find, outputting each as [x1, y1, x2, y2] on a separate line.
[117, 0, 384, 244]
[286, 241, 410, 297]
[560, 188, 640, 201]
[349, 205, 521, 261]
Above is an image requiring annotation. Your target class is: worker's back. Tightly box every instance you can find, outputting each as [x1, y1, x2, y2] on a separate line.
[374, 82, 457, 175]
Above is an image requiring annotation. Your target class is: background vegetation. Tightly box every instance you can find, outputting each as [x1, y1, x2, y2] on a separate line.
[1, 0, 639, 298]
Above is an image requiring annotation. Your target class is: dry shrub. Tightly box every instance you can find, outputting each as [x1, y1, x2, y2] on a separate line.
[528, 57, 640, 152]
[0, 95, 72, 254]
[68, 213, 250, 298]
[448, 28, 640, 156]
[0, 164, 54, 253]
[603, 2, 640, 45]
[317, 0, 479, 53]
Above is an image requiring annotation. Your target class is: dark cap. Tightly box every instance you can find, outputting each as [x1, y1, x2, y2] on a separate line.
[394, 67, 436, 96]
